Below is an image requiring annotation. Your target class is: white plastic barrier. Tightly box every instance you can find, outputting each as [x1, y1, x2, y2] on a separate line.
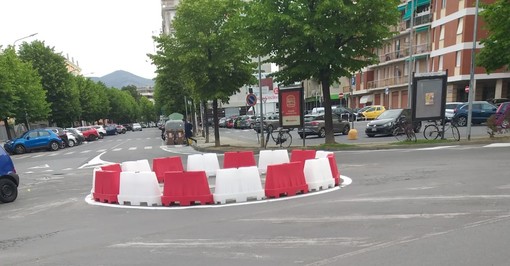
[117, 171, 162, 206]
[121, 159, 151, 172]
[304, 158, 335, 191]
[213, 166, 265, 204]
[315, 150, 334, 158]
[91, 167, 99, 193]
[186, 153, 220, 177]
[258, 149, 290, 174]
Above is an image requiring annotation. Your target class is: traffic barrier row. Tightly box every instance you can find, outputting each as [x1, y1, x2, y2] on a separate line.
[91, 149, 344, 206]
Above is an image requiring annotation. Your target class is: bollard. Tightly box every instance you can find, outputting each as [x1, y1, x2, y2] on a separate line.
[347, 128, 358, 140]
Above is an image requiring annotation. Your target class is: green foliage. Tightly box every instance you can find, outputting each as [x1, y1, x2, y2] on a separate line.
[74, 75, 111, 123]
[486, 113, 510, 138]
[244, 0, 400, 144]
[139, 96, 156, 123]
[121, 85, 141, 103]
[17, 41, 81, 127]
[477, 0, 510, 73]
[0, 48, 50, 124]
[106, 88, 139, 123]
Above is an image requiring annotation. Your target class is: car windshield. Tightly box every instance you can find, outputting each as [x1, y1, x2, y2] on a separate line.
[376, 109, 402, 120]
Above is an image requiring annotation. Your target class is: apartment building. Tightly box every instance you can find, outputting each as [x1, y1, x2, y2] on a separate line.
[350, 0, 510, 110]
[161, 0, 179, 35]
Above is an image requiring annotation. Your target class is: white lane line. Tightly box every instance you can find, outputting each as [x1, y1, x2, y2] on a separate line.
[333, 194, 510, 203]
[484, 143, 510, 148]
[415, 145, 459, 151]
[29, 164, 49, 169]
[112, 148, 122, 151]
[144, 146, 152, 150]
[128, 147, 137, 150]
[80, 150, 91, 153]
[238, 213, 469, 223]
[78, 152, 114, 169]
[32, 154, 44, 158]
[63, 168, 73, 171]
[15, 155, 31, 159]
[64, 151, 75, 155]
[146, 138, 152, 140]
[97, 149, 107, 152]
[47, 153, 59, 157]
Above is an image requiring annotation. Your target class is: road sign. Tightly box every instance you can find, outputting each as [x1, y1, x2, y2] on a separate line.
[465, 86, 469, 93]
[339, 92, 344, 99]
[273, 87, 279, 94]
[385, 87, 389, 95]
[246, 93, 257, 106]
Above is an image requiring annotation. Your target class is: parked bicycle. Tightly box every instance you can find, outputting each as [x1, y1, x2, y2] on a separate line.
[423, 120, 460, 141]
[393, 116, 417, 142]
[265, 127, 292, 148]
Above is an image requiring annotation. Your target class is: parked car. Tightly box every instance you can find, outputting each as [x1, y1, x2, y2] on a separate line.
[65, 132, 77, 147]
[132, 123, 142, 131]
[362, 105, 386, 120]
[494, 102, 510, 128]
[253, 113, 280, 133]
[3, 129, 62, 154]
[46, 127, 69, 148]
[332, 106, 356, 122]
[65, 128, 85, 145]
[123, 124, 133, 131]
[445, 102, 464, 122]
[355, 106, 372, 120]
[0, 146, 19, 203]
[488, 98, 510, 107]
[76, 126, 100, 141]
[298, 113, 350, 138]
[218, 117, 228, 128]
[365, 109, 421, 137]
[92, 125, 106, 138]
[116, 124, 127, 134]
[237, 115, 257, 129]
[104, 124, 118, 135]
[452, 101, 497, 126]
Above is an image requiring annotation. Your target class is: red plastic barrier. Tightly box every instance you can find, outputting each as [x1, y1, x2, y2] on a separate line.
[327, 154, 341, 186]
[161, 171, 214, 206]
[265, 162, 309, 198]
[223, 151, 256, 169]
[101, 163, 121, 172]
[290, 149, 317, 163]
[93, 170, 120, 203]
[152, 156, 184, 183]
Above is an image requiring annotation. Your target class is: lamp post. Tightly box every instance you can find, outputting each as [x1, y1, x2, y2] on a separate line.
[13, 33, 38, 48]
[466, 0, 480, 141]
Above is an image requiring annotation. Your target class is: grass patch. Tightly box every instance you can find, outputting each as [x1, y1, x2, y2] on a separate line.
[317, 142, 357, 149]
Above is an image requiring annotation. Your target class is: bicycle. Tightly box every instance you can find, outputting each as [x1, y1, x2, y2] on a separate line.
[393, 117, 417, 142]
[264, 127, 292, 148]
[423, 120, 460, 141]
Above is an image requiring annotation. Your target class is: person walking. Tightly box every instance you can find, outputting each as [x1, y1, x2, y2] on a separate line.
[184, 119, 197, 146]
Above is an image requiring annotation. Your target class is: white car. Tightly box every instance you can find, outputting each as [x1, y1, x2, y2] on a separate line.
[132, 123, 142, 131]
[65, 132, 77, 147]
[92, 125, 106, 138]
[445, 102, 464, 122]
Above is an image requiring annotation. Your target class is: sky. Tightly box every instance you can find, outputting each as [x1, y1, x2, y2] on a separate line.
[0, 0, 161, 79]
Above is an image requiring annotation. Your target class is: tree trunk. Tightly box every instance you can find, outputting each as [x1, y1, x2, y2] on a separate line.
[212, 99, 220, 147]
[320, 78, 336, 144]
[202, 100, 210, 143]
[3, 118, 13, 140]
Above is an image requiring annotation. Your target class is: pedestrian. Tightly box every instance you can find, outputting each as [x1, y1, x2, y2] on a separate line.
[184, 119, 197, 145]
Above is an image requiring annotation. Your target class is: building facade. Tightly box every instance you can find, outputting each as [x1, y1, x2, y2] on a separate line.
[350, 0, 510, 110]
[161, 0, 179, 35]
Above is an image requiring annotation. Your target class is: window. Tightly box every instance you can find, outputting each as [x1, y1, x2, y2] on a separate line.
[442, 0, 447, 9]
[456, 18, 464, 34]
[28, 131, 39, 138]
[456, 51, 461, 67]
[439, 25, 445, 40]
[39, 131, 50, 137]
[438, 56, 444, 70]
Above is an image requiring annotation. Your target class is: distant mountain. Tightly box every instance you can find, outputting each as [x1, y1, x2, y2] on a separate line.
[89, 70, 154, 89]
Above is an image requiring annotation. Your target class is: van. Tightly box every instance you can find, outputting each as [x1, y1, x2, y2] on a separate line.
[0, 146, 19, 203]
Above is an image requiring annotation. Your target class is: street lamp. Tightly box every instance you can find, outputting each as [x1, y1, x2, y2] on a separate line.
[13, 33, 38, 48]
[466, 0, 480, 141]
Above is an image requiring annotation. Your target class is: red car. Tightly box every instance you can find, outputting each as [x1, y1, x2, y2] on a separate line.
[75, 126, 100, 141]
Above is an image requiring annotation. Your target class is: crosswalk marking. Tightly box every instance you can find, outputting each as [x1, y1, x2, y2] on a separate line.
[128, 147, 137, 150]
[112, 148, 122, 151]
[80, 150, 92, 153]
[64, 151, 75, 155]
[144, 146, 152, 150]
[47, 153, 59, 156]
[97, 149, 106, 152]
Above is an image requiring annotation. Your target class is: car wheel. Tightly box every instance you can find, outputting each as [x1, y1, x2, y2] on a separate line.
[14, 145, 26, 155]
[0, 179, 18, 203]
[456, 116, 468, 127]
[319, 128, 326, 138]
[89, 135, 97, 141]
[99, 133, 104, 139]
[49, 141, 60, 151]
[342, 125, 350, 135]
[366, 134, 375, 137]
[68, 139, 75, 147]
[267, 125, 273, 132]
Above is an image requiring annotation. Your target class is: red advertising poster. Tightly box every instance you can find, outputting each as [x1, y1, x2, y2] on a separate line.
[280, 90, 301, 127]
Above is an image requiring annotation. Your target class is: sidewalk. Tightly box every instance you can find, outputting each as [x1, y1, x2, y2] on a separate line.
[193, 132, 510, 154]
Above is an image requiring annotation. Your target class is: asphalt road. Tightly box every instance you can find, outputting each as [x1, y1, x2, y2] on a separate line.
[1, 128, 510, 265]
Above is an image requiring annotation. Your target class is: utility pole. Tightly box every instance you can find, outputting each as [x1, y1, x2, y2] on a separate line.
[467, 0, 480, 141]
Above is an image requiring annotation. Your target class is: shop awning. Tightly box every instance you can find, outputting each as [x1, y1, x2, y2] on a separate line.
[360, 95, 373, 104]
[415, 25, 430, 33]
[402, 0, 431, 21]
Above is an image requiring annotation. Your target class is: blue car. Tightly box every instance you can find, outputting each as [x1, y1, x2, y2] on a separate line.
[452, 101, 497, 127]
[0, 146, 19, 203]
[3, 129, 62, 155]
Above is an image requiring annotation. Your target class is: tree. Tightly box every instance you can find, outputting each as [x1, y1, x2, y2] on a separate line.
[74, 76, 110, 124]
[139, 96, 156, 124]
[18, 40, 81, 127]
[477, 0, 510, 73]
[245, 0, 400, 144]
[106, 88, 139, 123]
[163, 0, 255, 146]
[121, 85, 142, 103]
[0, 48, 50, 138]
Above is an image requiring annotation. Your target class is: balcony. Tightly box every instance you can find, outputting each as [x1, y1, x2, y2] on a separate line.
[366, 75, 409, 90]
[378, 43, 430, 63]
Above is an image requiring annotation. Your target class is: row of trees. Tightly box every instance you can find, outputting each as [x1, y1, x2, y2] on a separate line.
[150, 0, 402, 146]
[1, 41, 156, 139]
